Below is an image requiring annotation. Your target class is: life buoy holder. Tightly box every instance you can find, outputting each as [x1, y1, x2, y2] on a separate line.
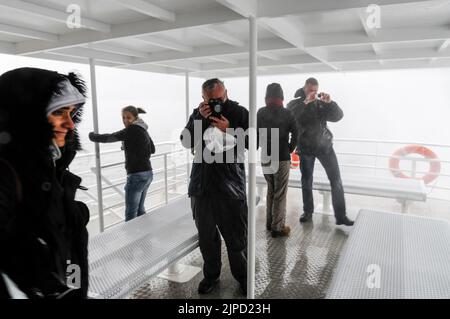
[389, 145, 441, 184]
[291, 152, 300, 169]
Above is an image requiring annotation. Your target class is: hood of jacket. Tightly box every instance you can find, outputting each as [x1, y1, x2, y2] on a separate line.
[132, 117, 148, 131]
[294, 87, 306, 100]
[0, 67, 87, 171]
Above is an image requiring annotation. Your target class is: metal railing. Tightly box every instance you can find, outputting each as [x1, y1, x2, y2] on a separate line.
[72, 138, 450, 233]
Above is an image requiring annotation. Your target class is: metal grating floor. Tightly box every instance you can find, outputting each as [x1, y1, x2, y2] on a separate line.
[130, 198, 351, 299]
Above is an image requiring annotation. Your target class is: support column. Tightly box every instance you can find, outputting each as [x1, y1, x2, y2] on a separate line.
[89, 58, 105, 233]
[185, 72, 191, 183]
[247, 14, 258, 300]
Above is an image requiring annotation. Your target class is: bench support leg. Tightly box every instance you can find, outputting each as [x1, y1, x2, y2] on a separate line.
[400, 200, 410, 214]
[157, 263, 201, 284]
[256, 184, 264, 206]
[319, 191, 333, 215]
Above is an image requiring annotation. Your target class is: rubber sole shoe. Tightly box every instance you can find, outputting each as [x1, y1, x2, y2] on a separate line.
[336, 216, 354, 226]
[198, 278, 219, 294]
[300, 212, 313, 223]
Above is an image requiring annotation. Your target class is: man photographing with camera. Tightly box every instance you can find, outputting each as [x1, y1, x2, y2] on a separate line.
[288, 77, 354, 226]
[180, 78, 249, 296]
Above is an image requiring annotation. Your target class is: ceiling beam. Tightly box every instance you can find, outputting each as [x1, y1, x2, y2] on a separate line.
[305, 26, 450, 48]
[196, 27, 245, 47]
[15, 8, 243, 55]
[29, 52, 123, 67]
[124, 37, 292, 67]
[111, 0, 175, 22]
[0, 23, 58, 42]
[256, 0, 430, 18]
[258, 51, 281, 61]
[437, 39, 450, 52]
[208, 56, 240, 64]
[86, 43, 150, 58]
[138, 35, 193, 52]
[51, 47, 134, 64]
[328, 47, 450, 63]
[0, 40, 15, 54]
[0, 0, 111, 33]
[259, 17, 340, 70]
[197, 54, 318, 72]
[216, 0, 257, 18]
[151, 60, 202, 72]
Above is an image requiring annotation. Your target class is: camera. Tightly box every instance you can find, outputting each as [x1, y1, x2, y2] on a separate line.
[317, 93, 322, 99]
[208, 99, 224, 118]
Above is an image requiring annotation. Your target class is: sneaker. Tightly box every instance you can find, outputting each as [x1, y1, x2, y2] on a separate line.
[336, 216, 354, 226]
[271, 225, 291, 238]
[300, 212, 313, 223]
[198, 278, 219, 294]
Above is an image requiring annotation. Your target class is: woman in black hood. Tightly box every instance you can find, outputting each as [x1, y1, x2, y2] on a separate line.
[0, 67, 90, 298]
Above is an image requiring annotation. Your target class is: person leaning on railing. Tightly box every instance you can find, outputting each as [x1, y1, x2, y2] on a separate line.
[89, 106, 156, 222]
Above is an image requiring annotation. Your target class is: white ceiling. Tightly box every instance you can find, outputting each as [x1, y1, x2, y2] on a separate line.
[0, 0, 449, 78]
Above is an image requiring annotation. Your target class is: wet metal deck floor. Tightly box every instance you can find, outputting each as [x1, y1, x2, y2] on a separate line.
[130, 192, 351, 299]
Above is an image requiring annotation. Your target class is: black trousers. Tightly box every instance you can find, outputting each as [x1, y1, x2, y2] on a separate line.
[300, 147, 347, 219]
[191, 196, 247, 284]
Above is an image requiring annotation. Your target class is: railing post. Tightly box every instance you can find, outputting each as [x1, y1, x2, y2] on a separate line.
[164, 154, 169, 205]
[411, 158, 417, 179]
[89, 58, 105, 233]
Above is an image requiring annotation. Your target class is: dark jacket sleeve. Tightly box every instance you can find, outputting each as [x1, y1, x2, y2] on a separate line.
[149, 137, 156, 155]
[320, 101, 344, 122]
[240, 107, 250, 150]
[180, 108, 210, 149]
[288, 111, 299, 153]
[89, 129, 127, 143]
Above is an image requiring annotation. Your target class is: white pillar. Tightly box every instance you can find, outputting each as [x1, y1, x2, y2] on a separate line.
[89, 58, 105, 233]
[185, 72, 191, 182]
[247, 14, 258, 300]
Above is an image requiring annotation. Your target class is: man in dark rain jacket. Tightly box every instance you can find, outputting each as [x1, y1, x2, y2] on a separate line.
[180, 78, 248, 296]
[288, 77, 353, 226]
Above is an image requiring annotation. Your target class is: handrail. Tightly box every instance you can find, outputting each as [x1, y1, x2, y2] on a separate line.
[75, 140, 179, 160]
[334, 138, 450, 149]
[75, 138, 450, 233]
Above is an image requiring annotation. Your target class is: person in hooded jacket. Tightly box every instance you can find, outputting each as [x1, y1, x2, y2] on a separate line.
[0, 67, 90, 299]
[287, 77, 353, 226]
[89, 106, 155, 222]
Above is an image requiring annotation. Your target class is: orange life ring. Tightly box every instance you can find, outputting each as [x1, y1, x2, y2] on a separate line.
[291, 152, 300, 169]
[389, 145, 441, 184]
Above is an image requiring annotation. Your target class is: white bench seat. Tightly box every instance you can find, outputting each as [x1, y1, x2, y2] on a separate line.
[88, 197, 198, 299]
[327, 210, 450, 298]
[255, 170, 427, 213]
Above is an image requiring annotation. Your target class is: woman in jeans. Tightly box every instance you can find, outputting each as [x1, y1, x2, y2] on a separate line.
[89, 106, 155, 222]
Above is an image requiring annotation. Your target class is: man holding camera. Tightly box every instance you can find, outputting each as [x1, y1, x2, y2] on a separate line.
[180, 78, 249, 296]
[288, 77, 353, 226]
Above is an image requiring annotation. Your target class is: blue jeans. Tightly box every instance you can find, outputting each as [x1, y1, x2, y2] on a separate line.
[124, 170, 153, 222]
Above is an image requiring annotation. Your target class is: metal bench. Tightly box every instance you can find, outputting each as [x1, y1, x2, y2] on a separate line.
[87, 197, 200, 299]
[256, 170, 427, 213]
[327, 210, 450, 298]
